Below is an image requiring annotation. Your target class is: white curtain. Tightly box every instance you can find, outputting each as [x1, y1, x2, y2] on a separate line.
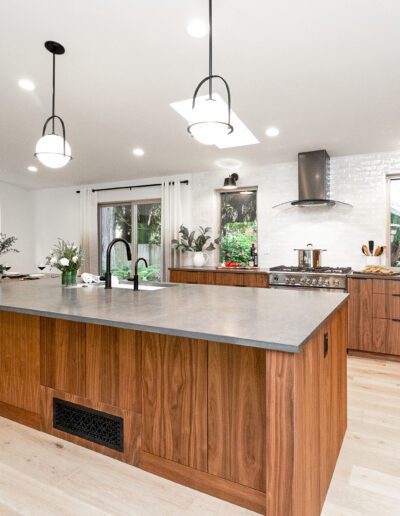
[79, 187, 99, 274]
[161, 179, 183, 281]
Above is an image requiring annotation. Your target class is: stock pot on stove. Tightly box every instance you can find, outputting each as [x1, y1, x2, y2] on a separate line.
[294, 243, 326, 269]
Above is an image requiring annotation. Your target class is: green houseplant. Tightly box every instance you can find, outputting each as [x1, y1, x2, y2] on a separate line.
[0, 233, 19, 277]
[171, 225, 220, 267]
[46, 239, 84, 286]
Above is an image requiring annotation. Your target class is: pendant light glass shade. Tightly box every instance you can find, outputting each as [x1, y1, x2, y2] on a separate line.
[35, 134, 72, 168]
[35, 41, 72, 169]
[187, 0, 233, 145]
[188, 96, 232, 145]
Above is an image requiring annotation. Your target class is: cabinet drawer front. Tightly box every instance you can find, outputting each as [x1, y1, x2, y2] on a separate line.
[391, 281, 400, 295]
[214, 273, 244, 287]
[373, 318, 400, 356]
[372, 280, 392, 294]
[244, 274, 268, 288]
[372, 292, 400, 319]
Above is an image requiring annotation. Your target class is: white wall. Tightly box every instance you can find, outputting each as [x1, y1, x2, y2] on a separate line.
[191, 151, 400, 270]
[9, 149, 400, 273]
[0, 180, 35, 272]
[33, 175, 191, 268]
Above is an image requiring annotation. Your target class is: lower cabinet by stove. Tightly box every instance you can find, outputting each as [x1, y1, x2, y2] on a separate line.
[169, 268, 268, 288]
[348, 278, 400, 358]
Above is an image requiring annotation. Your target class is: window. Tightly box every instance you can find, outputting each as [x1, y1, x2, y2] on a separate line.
[219, 189, 257, 265]
[389, 178, 400, 266]
[99, 200, 161, 281]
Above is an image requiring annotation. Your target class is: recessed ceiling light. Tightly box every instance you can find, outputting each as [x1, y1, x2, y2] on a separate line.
[133, 148, 145, 157]
[171, 94, 259, 149]
[18, 79, 36, 91]
[187, 19, 208, 38]
[27, 166, 38, 172]
[215, 158, 243, 169]
[266, 127, 280, 137]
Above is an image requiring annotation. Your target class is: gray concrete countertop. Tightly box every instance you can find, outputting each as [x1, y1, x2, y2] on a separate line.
[169, 266, 269, 274]
[0, 278, 347, 353]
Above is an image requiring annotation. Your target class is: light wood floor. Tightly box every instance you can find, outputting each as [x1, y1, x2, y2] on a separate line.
[0, 356, 399, 515]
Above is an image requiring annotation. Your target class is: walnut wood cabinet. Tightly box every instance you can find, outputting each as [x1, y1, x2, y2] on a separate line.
[169, 268, 269, 288]
[0, 306, 347, 516]
[348, 278, 400, 359]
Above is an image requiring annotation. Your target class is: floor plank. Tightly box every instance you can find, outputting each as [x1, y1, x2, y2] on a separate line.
[0, 356, 398, 515]
[321, 356, 400, 516]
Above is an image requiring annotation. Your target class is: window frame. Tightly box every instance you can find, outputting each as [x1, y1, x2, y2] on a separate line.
[216, 186, 259, 265]
[386, 174, 400, 267]
[98, 198, 161, 276]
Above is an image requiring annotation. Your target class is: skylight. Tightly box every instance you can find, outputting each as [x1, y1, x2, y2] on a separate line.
[170, 94, 259, 149]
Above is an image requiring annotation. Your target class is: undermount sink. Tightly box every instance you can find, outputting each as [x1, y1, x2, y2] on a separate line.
[70, 282, 168, 291]
[114, 284, 165, 291]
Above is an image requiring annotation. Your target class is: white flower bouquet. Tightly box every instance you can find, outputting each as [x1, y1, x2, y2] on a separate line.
[46, 239, 84, 285]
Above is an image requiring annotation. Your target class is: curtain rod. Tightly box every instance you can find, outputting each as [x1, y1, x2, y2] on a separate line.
[76, 180, 189, 194]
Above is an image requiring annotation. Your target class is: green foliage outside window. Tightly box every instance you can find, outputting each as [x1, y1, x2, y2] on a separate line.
[220, 190, 257, 265]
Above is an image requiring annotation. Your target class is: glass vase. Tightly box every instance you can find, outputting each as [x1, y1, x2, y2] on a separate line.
[61, 271, 72, 286]
[70, 271, 77, 286]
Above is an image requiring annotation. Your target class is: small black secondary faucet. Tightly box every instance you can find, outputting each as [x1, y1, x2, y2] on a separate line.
[133, 258, 148, 291]
[105, 238, 132, 289]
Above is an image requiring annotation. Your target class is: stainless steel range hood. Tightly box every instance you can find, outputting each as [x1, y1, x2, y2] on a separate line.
[273, 149, 352, 208]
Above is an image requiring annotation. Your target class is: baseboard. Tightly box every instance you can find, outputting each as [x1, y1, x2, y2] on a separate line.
[139, 451, 265, 514]
[0, 401, 41, 430]
[348, 349, 400, 363]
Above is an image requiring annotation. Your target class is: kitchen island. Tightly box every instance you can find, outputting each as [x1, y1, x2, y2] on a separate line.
[0, 278, 348, 515]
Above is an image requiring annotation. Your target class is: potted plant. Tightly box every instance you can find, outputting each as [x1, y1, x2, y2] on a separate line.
[46, 239, 84, 286]
[172, 225, 220, 267]
[0, 233, 19, 279]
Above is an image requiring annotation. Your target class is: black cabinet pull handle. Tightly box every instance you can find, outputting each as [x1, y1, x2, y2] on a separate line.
[324, 332, 329, 358]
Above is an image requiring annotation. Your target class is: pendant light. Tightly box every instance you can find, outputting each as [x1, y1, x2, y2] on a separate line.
[35, 41, 72, 168]
[187, 0, 233, 145]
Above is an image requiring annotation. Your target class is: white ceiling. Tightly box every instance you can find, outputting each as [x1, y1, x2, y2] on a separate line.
[1, 0, 400, 189]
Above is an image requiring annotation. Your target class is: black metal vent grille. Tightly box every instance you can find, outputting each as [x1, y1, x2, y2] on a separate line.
[53, 398, 124, 452]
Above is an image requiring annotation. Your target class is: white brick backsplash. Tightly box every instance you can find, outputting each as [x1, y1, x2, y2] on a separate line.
[190, 151, 400, 270]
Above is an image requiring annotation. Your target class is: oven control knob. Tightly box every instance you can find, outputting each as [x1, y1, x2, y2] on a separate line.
[324, 280, 330, 287]
[300, 278, 305, 285]
[312, 278, 317, 285]
[334, 279, 340, 286]
[306, 278, 311, 285]
[318, 277, 323, 285]
[273, 275, 279, 282]
[291, 278, 296, 284]
[285, 277, 290, 284]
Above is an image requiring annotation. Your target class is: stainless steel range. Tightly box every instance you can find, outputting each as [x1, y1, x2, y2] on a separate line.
[269, 266, 351, 291]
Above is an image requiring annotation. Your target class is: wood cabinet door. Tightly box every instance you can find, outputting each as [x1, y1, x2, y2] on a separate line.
[347, 279, 373, 351]
[208, 342, 266, 491]
[40, 318, 86, 397]
[243, 274, 268, 288]
[373, 318, 400, 355]
[85, 325, 142, 411]
[0, 311, 40, 415]
[142, 333, 208, 471]
[214, 273, 245, 286]
[170, 270, 199, 284]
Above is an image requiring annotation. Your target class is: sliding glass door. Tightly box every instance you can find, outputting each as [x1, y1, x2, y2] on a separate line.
[99, 200, 161, 281]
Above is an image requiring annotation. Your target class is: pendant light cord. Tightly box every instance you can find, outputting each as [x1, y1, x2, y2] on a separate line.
[208, 0, 213, 99]
[52, 52, 56, 134]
